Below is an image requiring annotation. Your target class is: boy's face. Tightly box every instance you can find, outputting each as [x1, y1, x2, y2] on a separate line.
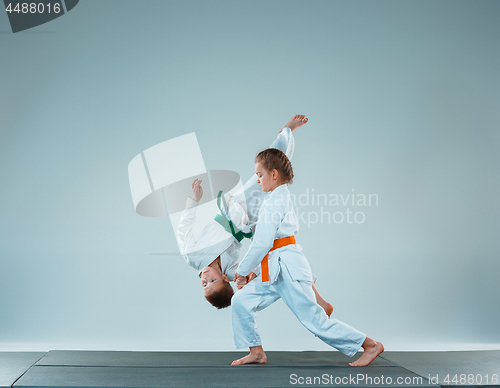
[255, 162, 278, 192]
[200, 266, 229, 296]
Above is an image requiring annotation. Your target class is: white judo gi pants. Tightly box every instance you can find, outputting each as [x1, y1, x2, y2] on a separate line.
[231, 261, 367, 357]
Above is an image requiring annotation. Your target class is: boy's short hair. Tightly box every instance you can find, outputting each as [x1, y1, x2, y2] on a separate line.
[205, 280, 234, 309]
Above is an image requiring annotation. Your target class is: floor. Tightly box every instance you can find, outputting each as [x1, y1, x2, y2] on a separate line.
[1, 350, 499, 388]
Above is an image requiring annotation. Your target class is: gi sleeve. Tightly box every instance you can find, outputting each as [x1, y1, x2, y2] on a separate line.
[176, 197, 199, 255]
[269, 127, 295, 160]
[251, 265, 261, 277]
[236, 197, 283, 277]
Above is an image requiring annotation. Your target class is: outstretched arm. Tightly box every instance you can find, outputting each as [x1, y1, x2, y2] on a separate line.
[235, 197, 282, 278]
[270, 114, 308, 161]
[228, 115, 308, 231]
[176, 179, 203, 255]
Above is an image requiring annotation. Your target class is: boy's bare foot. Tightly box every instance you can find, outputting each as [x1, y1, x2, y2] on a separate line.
[231, 346, 267, 365]
[314, 302, 334, 337]
[349, 338, 384, 367]
[324, 302, 334, 318]
[312, 283, 334, 318]
[316, 299, 334, 318]
[280, 114, 308, 133]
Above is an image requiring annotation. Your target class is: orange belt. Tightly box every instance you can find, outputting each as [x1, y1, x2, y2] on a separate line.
[261, 236, 296, 282]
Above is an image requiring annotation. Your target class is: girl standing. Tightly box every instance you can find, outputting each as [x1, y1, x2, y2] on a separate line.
[233, 121, 384, 366]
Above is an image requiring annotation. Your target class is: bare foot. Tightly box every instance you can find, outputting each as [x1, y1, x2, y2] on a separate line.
[231, 346, 267, 365]
[316, 299, 334, 318]
[312, 283, 334, 318]
[349, 338, 384, 367]
[324, 302, 334, 318]
[280, 114, 308, 133]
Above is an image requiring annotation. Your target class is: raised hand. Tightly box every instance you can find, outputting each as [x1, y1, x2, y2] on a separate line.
[191, 179, 203, 202]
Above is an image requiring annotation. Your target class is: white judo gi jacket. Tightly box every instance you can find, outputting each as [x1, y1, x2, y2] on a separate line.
[236, 184, 314, 284]
[177, 197, 242, 281]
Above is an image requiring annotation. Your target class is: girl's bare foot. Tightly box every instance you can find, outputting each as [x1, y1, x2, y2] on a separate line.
[231, 345, 267, 365]
[280, 114, 309, 133]
[349, 338, 384, 367]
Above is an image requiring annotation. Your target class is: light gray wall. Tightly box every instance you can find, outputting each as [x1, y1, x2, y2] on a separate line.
[1, 0, 499, 351]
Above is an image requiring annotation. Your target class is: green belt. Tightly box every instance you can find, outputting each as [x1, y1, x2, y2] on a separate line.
[213, 190, 253, 243]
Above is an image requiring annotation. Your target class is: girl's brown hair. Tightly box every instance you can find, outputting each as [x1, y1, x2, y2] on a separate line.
[255, 148, 294, 184]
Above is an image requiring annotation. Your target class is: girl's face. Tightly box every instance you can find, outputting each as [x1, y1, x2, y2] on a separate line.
[255, 162, 280, 192]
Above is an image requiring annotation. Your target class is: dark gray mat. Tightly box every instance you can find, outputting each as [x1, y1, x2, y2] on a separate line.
[36, 350, 395, 367]
[0, 352, 47, 388]
[381, 351, 500, 386]
[14, 365, 433, 388]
